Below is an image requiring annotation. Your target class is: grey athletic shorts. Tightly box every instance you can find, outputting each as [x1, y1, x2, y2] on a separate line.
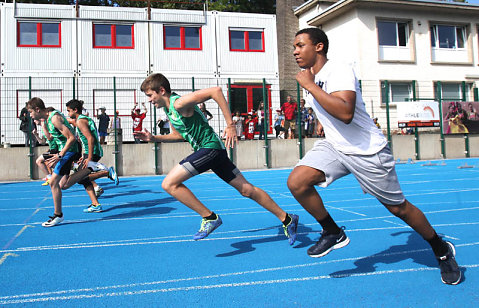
[297, 140, 405, 205]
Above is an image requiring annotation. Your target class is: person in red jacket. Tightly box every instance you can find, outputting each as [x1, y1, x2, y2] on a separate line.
[244, 113, 256, 140]
[131, 102, 147, 143]
[281, 95, 297, 139]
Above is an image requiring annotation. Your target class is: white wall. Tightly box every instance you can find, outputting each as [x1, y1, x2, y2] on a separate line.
[1, 3, 75, 76]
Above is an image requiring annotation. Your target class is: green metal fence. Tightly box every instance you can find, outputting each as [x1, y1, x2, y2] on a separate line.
[1, 76, 477, 179]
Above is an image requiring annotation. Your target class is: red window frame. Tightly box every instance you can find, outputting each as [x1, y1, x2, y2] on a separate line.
[17, 21, 61, 48]
[229, 84, 273, 134]
[163, 26, 203, 50]
[229, 30, 265, 52]
[93, 24, 135, 49]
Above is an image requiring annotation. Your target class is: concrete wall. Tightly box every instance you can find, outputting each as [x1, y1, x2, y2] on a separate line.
[1, 133, 478, 182]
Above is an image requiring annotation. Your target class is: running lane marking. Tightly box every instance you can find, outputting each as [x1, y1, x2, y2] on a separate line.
[0, 253, 19, 266]
[1, 264, 477, 304]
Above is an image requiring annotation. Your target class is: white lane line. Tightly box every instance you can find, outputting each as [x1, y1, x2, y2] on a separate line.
[327, 205, 367, 217]
[1, 241, 477, 303]
[2, 203, 478, 229]
[1, 222, 477, 254]
[1, 263, 478, 305]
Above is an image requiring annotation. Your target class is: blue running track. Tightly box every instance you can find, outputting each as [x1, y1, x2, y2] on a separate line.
[0, 158, 478, 307]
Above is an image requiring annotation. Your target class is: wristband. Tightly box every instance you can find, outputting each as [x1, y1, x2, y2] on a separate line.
[58, 154, 63, 159]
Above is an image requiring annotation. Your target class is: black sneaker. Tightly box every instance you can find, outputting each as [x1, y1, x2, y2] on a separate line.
[437, 241, 461, 285]
[307, 227, 350, 258]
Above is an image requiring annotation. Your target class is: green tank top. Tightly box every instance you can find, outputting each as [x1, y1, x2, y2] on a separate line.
[165, 94, 224, 151]
[76, 114, 103, 157]
[47, 110, 79, 153]
[47, 137, 59, 151]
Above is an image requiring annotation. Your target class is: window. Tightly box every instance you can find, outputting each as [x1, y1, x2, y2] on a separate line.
[377, 21, 408, 47]
[229, 29, 264, 52]
[17, 21, 61, 47]
[381, 81, 413, 104]
[434, 82, 471, 101]
[93, 24, 134, 49]
[430, 25, 465, 49]
[163, 26, 202, 50]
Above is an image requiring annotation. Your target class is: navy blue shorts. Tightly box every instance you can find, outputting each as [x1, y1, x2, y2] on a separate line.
[179, 148, 240, 183]
[53, 151, 81, 176]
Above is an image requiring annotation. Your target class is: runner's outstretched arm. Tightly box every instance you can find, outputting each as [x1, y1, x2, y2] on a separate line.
[175, 87, 237, 148]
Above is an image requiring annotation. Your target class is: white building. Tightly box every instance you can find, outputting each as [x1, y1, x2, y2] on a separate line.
[294, 0, 479, 130]
[0, 3, 280, 144]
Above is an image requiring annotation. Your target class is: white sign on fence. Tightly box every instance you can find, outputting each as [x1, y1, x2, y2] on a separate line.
[397, 101, 440, 128]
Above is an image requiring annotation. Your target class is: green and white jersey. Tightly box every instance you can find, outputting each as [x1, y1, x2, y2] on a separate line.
[165, 94, 225, 151]
[47, 110, 79, 153]
[76, 114, 103, 157]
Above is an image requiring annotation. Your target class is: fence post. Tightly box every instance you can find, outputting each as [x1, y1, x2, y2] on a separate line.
[384, 80, 392, 150]
[72, 76, 76, 100]
[462, 81, 470, 158]
[437, 81, 446, 158]
[412, 80, 420, 160]
[113, 77, 119, 173]
[474, 87, 478, 101]
[227, 78, 234, 162]
[153, 105, 160, 175]
[192, 76, 195, 92]
[28, 76, 34, 180]
[296, 82, 303, 158]
[262, 78, 270, 168]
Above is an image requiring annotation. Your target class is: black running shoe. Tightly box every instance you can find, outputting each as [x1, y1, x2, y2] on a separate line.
[437, 241, 461, 285]
[307, 227, 350, 258]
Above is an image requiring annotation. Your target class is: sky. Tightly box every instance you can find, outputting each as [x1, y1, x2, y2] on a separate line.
[466, 0, 479, 4]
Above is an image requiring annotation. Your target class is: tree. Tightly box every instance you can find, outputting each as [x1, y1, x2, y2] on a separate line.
[13, 0, 276, 13]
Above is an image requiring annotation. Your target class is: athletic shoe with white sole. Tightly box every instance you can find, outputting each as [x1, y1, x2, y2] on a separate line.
[94, 186, 104, 197]
[283, 214, 299, 245]
[83, 204, 103, 213]
[307, 227, 350, 258]
[87, 161, 108, 172]
[437, 241, 461, 285]
[108, 167, 119, 185]
[42, 213, 64, 227]
[193, 216, 223, 240]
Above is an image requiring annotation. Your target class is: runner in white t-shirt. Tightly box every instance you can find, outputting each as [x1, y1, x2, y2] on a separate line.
[287, 27, 460, 285]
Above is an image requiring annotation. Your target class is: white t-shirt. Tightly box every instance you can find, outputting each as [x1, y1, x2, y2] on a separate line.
[304, 60, 387, 155]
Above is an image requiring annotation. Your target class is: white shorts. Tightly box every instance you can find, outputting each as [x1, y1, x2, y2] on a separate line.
[297, 140, 405, 205]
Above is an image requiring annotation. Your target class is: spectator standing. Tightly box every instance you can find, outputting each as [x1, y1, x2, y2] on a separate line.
[96, 107, 110, 144]
[232, 111, 244, 140]
[273, 109, 285, 139]
[110, 111, 121, 130]
[305, 108, 315, 138]
[257, 101, 265, 140]
[299, 98, 308, 138]
[19, 102, 36, 147]
[281, 95, 297, 139]
[244, 113, 256, 140]
[158, 108, 170, 135]
[199, 102, 213, 121]
[131, 102, 147, 143]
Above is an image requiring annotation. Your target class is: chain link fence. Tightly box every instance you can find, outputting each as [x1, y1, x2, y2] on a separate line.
[1, 75, 478, 179]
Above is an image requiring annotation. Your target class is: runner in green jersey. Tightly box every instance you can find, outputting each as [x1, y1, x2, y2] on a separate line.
[66, 99, 119, 213]
[135, 73, 299, 244]
[33, 118, 59, 185]
[27, 97, 94, 227]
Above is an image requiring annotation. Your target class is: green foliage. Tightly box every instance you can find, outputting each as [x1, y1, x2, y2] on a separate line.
[14, 0, 276, 13]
